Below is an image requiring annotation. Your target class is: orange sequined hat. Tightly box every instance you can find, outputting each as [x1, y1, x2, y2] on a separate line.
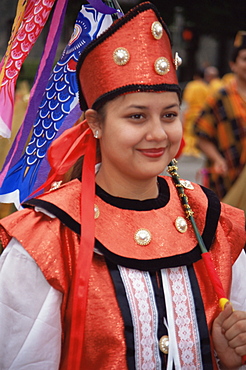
[76, 1, 182, 111]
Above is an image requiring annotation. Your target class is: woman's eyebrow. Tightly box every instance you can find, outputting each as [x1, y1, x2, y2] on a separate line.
[124, 103, 180, 111]
[125, 105, 148, 110]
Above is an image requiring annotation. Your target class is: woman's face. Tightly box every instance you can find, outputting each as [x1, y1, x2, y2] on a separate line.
[231, 49, 246, 83]
[90, 91, 182, 185]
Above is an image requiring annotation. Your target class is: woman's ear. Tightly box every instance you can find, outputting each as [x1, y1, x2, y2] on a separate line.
[85, 109, 102, 138]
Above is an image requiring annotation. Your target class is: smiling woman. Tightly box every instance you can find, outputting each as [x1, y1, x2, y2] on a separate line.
[86, 91, 182, 199]
[0, 2, 246, 370]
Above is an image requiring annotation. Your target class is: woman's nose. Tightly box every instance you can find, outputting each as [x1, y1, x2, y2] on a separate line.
[146, 118, 167, 141]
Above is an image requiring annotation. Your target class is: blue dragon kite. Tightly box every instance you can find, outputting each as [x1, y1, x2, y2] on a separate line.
[0, 3, 117, 208]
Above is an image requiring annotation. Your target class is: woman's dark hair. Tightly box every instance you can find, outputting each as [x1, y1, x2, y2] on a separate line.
[68, 106, 106, 181]
[230, 46, 246, 62]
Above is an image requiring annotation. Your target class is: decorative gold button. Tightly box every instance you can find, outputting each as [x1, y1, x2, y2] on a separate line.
[151, 21, 163, 40]
[94, 204, 100, 219]
[180, 179, 194, 190]
[134, 229, 151, 246]
[50, 181, 62, 191]
[174, 51, 182, 70]
[154, 57, 170, 75]
[159, 335, 169, 354]
[113, 47, 130, 66]
[175, 216, 188, 233]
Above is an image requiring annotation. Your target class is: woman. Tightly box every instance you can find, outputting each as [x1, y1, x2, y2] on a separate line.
[194, 31, 246, 201]
[0, 3, 246, 369]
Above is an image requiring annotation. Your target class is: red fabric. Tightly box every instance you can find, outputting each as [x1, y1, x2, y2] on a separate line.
[201, 252, 226, 300]
[79, 6, 178, 109]
[66, 131, 96, 368]
[0, 177, 245, 368]
[47, 120, 90, 175]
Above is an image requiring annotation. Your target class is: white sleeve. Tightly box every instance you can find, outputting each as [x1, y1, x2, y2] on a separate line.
[230, 250, 246, 311]
[0, 238, 63, 370]
[229, 251, 246, 370]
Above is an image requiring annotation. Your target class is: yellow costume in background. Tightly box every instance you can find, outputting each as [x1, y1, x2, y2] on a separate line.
[182, 79, 208, 156]
[207, 78, 223, 95]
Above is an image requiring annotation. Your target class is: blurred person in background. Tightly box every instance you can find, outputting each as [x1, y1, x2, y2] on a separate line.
[182, 68, 208, 157]
[204, 65, 223, 95]
[194, 31, 246, 210]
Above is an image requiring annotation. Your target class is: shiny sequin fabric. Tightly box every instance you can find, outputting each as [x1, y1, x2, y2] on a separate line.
[76, 2, 181, 111]
[0, 176, 245, 368]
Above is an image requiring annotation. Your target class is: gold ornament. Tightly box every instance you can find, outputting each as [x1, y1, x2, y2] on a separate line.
[134, 228, 152, 246]
[175, 216, 188, 233]
[159, 335, 169, 354]
[113, 47, 130, 66]
[154, 57, 170, 75]
[151, 21, 163, 40]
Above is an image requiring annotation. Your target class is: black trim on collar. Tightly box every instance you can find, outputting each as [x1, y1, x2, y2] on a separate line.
[23, 199, 81, 235]
[200, 186, 221, 251]
[96, 176, 170, 210]
[23, 182, 222, 270]
[96, 239, 202, 271]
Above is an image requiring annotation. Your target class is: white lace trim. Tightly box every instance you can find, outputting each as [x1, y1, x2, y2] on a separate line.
[162, 266, 203, 370]
[119, 267, 161, 370]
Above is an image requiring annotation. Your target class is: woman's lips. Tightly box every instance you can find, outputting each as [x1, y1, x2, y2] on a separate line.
[138, 148, 166, 158]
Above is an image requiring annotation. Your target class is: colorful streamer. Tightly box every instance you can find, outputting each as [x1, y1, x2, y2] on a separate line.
[0, 4, 114, 209]
[0, 0, 56, 138]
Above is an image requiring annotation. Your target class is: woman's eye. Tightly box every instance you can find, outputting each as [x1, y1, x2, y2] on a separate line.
[163, 112, 178, 119]
[128, 114, 144, 120]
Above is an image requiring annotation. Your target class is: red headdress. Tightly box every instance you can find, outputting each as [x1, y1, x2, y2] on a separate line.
[77, 2, 181, 111]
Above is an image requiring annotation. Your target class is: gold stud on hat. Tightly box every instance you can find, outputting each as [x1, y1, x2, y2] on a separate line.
[174, 52, 182, 70]
[154, 57, 170, 75]
[151, 21, 163, 40]
[113, 47, 130, 66]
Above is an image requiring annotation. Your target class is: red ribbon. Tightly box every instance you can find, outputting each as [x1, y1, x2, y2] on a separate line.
[201, 252, 226, 300]
[66, 129, 96, 367]
[25, 120, 92, 200]
[25, 119, 97, 367]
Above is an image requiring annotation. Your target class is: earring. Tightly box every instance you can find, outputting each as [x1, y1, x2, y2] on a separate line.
[94, 130, 99, 139]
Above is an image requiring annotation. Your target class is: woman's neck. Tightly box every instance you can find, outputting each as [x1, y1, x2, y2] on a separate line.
[236, 77, 246, 99]
[95, 171, 159, 200]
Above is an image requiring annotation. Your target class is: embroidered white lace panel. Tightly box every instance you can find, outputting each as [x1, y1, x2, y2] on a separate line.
[162, 266, 203, 369]
[119, 267, 162, 370]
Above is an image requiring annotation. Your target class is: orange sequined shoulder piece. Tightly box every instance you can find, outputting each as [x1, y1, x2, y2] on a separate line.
[94, 177, 208, 260]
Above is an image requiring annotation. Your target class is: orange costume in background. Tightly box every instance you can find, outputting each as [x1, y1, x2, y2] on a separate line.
[194, 78, 246, 199]
[0, 176, 244, 368]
